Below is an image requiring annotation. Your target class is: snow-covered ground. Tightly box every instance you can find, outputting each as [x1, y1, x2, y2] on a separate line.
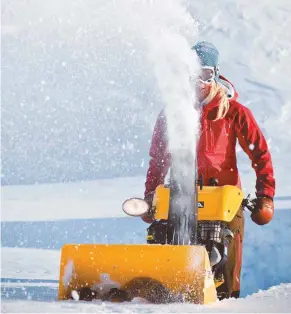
[1, 245, 291, 313]
[2, 0, 291, 312]
[2, 281, 291, 313]
[1, 179, 291, 312]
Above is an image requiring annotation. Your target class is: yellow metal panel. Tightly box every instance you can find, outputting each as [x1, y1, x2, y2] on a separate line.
[58, 244, 217, 304]
[154, 185, 243, 222]
[153, 185, 170, 220]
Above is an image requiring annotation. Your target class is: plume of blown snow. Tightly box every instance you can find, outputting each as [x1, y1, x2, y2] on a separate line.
[140, 0, 201, 188]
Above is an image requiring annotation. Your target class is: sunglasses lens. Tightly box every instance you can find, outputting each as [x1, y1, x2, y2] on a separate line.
[199, 68, 215, 82]
[189, 67, 216, 85]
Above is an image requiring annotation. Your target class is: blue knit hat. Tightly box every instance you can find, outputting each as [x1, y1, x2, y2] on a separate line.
[192, 41, 220, 77]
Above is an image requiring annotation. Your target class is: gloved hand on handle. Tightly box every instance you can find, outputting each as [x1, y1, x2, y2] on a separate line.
[250, 196, 274, 225]
[141, 192, 155, 224]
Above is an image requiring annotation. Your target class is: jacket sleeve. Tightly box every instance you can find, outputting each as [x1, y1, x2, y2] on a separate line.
[144, 112, 171, 197]
[235, 105, 275, 199]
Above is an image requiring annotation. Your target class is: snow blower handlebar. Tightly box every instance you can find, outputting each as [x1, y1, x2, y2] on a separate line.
[122, 193, 257, 218]
[242, 194, 256, 213]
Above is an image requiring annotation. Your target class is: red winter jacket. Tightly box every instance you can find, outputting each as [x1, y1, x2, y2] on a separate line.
[144, 76, 275, 199]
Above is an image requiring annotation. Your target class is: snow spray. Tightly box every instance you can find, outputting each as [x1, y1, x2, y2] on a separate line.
[139, 1, 201, 244]
[114, 0, 201, 244]
[3, 1, 201, 236]
[104, 0, 201, 245]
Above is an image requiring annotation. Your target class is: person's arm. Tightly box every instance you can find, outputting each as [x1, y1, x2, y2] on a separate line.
[235, 105, 275, 199]
[144, 112, 171, 197]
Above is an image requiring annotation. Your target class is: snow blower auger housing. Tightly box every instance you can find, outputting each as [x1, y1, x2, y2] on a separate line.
[58, 184, 243, 304]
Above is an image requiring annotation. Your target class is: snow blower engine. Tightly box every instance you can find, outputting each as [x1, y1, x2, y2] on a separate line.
[143, 180, 242, 287]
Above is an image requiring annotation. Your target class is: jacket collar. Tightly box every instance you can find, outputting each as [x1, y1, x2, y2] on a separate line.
[200, 75, 238, 114]
[201, 91, 222, 113]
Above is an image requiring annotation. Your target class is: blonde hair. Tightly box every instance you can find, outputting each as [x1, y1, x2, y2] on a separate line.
[202, 82, 230, 120]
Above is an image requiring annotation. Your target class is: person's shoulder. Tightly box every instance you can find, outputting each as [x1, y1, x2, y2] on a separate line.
[153, 110, 167, 131]
[228, 99, 252, 116]
[229, 99, 247, 110]
[156, 109, 167, 123]
[158, 109, 166, 118]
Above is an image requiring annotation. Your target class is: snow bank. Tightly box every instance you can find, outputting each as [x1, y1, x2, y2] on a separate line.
[2, 177, 289, 221]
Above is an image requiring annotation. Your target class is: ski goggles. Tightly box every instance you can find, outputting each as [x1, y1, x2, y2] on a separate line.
[190, 66, 216, 85]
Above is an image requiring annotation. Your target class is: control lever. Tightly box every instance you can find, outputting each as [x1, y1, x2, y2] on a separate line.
[242, 194, 255, 213]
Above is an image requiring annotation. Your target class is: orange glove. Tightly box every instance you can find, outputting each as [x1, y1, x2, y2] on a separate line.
[141, 193, 155, 224]
[251, 196, 274, 225]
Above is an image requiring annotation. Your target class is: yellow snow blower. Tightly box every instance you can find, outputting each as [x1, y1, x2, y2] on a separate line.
[58, 152, 244, 304]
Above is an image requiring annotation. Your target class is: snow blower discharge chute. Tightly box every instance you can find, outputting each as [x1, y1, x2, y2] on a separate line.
[58, 150, 244, 304]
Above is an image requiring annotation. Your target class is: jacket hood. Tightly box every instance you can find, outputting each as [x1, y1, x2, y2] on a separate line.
[217, 75, 238, 101]
[201, 75, 239, 118]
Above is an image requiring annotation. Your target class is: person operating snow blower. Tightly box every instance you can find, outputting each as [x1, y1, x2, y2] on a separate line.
[142, 41, 276, 300]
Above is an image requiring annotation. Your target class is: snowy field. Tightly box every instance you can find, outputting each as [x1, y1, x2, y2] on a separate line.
[1, 179, 291, 312]
[2, 281, 291, 313]
[2, 0, 291, 312]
